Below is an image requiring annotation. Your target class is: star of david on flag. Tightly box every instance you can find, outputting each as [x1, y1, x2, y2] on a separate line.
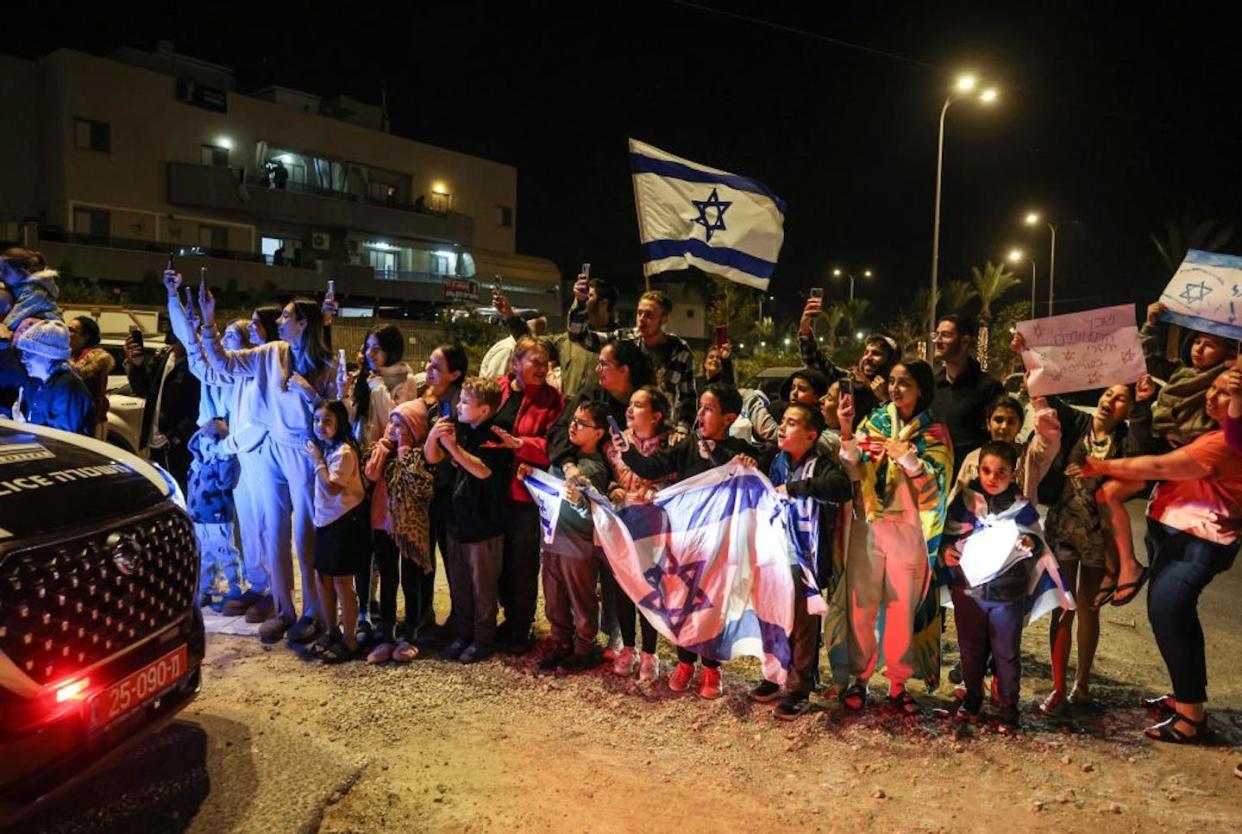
[629, 138, 786, 291]
[1157, 250, 1242, 340]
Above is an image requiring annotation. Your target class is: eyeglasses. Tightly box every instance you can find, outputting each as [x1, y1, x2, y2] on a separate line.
[570, 418, 600, 430]
[596, 359, 619, 369]
[930, 331, 957, 341]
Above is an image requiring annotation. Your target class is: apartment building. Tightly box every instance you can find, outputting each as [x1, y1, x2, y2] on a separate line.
[0, 42, 562, 320]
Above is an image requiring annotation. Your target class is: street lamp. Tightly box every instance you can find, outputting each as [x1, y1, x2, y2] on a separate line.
[1023, 211, 1064, 316]
[1007, 247, 1037, 315]
[929, 73, 1000, 340]
[831, 267, 874, 303]
[757, 292, 775, 322]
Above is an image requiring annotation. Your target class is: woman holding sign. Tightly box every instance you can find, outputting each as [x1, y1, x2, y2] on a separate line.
[1073, 373, 1242, 744]
[837, 359, 952, 715]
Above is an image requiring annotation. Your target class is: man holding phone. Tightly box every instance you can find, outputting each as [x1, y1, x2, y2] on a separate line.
[566, 270, 697, 442]
[798, 294, 899, 417]
[495, 264, 620, 400]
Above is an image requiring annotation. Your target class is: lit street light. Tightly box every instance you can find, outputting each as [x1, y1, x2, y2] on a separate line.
[831, 267, 874, 303]
[1007, 247, 1037, 315]
[1023, 211, 1065, 316]
[929, 72, 1000, 340]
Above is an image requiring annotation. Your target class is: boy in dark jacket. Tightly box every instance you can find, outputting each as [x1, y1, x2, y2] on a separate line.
[941, 441, 1045, 730]
[750, 403, 853, 718]
[524, 400, 612, 673]
[425, 377, 514, 664]
[614, 382, 759, 699]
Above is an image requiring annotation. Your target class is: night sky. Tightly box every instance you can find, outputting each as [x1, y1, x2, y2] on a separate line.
[16, 2, 1242, 326]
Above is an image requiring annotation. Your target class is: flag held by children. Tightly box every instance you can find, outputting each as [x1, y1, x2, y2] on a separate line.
[526, 461, 798, 684]
[629, 138, 786, 291]
[521, 466, 564, 545]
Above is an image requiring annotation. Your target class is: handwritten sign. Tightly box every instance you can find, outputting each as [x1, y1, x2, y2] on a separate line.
[1016, 304, 1145, 396]
[1157, 249, 1242, 340]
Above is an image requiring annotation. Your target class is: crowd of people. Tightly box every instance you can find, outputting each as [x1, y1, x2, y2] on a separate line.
[2, 245, 1240, 751]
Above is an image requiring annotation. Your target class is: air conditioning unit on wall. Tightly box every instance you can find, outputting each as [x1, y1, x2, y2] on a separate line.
[310, 232, 331, 251]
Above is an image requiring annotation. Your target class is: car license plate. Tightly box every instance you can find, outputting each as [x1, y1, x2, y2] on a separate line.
[90, 644, 188, 730]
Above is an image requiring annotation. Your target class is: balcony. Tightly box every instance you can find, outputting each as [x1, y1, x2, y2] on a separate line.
[166, 162, 475, 244]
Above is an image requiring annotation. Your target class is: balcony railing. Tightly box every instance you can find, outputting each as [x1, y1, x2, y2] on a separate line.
[244, 173, 449, 218]
[38, 229, 267, 265]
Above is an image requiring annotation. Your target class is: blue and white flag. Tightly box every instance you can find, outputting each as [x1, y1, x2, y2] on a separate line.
[629, 138, 786, 291]
[521, 467, 564, 545]
[589, 460, 797, 684]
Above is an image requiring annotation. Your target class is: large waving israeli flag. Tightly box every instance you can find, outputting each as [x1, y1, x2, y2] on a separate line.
[629, 138, 786, 291]
[529, 459, 798, 684]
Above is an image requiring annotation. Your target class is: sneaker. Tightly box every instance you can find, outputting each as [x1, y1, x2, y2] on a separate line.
[561, 652, 598, 673]
[437, 639, 469, 661]
[638, 652, 660, 682]
[286, 615, 321, 644]
[539, 645, 573, 671]
[222, 590, 262, 617]
[258, 614, 294, 644]
[458, 643, 494, 664]
[602, 632, 624, 661]
[503, 630, 537, 656]
[244, 595, 275, 624]
[698, 667, 723, 700]
[668, 662, 695, 692]
[775, 692, 812, 720]
[612, 646, 637, 676]
[750, 680, 782, 703]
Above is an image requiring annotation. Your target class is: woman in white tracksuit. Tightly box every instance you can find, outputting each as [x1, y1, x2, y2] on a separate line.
[167, 285, 280, 623]
[194, 283, 339, 644]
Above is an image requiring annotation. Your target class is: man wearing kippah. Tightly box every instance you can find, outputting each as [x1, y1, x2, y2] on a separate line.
[14, 319, 93, 435]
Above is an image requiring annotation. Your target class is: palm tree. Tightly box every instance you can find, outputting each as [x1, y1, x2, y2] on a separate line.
[842, 298, 872, 340]
[817, 301, 846, 350]
[1152, 215, 1236, 274]
[941, 279, 979, 315]
[970, 260, 1022, 370]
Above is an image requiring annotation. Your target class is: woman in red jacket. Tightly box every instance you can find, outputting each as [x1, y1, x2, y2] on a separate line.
[490, 336, 565, 653]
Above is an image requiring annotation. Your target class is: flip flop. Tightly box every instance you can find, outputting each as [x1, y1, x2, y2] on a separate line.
[1090, 579, 1117, 610]
[1110, 568, 1151, 607]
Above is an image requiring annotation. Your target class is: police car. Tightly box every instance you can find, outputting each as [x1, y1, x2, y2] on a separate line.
[0, 418, 203, 825]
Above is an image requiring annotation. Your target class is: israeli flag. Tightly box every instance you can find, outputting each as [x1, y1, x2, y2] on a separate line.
[521, 467, 564, 545]
[629, 138, 786, 291]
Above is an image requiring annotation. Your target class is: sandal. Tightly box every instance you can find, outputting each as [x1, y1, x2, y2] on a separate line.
[1068, 681, 1091, 705]
[321, 640, 359, 664]
[1144, 714, 1214, 745]
[1141, 694, 1176, 714]
[392, 640, 419, 663]
[840, 682, 868, 712]
[1039, 689, 1065, 715]
[883, 690, 921, 716]
[311, 629, 340, 657]
[1110, 567, 1150, 607]
[1091, 578, 1117, 610]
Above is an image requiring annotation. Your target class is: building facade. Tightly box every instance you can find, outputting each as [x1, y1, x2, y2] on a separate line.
[0, 43, 562, 321]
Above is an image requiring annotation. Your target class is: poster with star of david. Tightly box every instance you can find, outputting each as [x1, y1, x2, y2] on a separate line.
[1015, 304, 1146, 396]
[1158, 249, 1242, 340]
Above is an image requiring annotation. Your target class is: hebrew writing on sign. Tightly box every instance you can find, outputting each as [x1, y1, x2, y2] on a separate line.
[1158, 249, 1242, 340]
[1015, 304, 1146, 397]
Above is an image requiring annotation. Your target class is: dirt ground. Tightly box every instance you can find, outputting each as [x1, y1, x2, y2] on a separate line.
[192, 536, 1242, 833]
[24, 503, 1242, 833]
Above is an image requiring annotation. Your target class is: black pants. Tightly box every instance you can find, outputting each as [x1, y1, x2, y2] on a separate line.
[785, 568, 822, 694]
[429, 490, 451, 628]
[676, 648, 720, 669]
[1146, 519, 1239, 704]
[374, 530, 421, 642]
[498, 500, 541, 638]
[950, 587, 1023, 709]
[615, 578, 659, 653]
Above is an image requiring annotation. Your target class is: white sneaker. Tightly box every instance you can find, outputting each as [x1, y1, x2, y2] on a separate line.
[612, 645, 637, 675]
[639, 651, 660, 682]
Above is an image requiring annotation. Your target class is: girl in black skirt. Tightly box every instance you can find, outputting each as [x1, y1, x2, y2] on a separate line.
[304, 400, 368, 662]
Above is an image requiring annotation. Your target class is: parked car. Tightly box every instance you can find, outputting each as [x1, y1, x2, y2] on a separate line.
[742, 366, 803, 401]
[0, 417, 204, 825]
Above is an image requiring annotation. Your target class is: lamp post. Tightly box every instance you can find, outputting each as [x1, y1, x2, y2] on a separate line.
[1007, 247, 1037, 315]
[929, 74, 999, 339]
[832, 267, 873, 303]
[1023, 211, 1062, 317]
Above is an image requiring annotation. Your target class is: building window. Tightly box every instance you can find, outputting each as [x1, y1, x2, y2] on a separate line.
[199, 224, 228, 251]
[497, 205, 513, 228]
[686, 308, 696, 319]
[74, 117, 110, 152]
[201, 144, 230, 167]
[73, 207, 110, 238]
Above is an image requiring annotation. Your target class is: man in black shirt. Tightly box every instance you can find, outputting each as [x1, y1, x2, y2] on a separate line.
[930, 314, 1003, 477]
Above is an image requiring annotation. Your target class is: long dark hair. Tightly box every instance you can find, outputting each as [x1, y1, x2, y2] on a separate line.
[252, 305, 281, 344]
[894, 358, 936, 416]
[288, 297, 333, 383]
[352, 324, 406, 425]
[316, 400, 359, 458]
[605, 337, 651, 390]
